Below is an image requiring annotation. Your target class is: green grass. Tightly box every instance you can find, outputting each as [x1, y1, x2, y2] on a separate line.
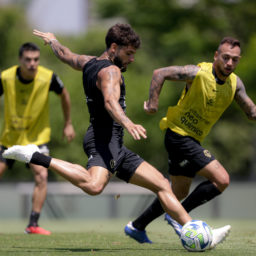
[0, 219, 256, 255]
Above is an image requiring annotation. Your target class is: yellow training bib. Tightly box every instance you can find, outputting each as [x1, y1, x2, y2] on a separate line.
[0, 65, 53, 147]
[160, 62, 237, 142]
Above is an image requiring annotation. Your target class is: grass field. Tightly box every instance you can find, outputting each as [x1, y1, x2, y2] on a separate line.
[0, 219, 256, 256]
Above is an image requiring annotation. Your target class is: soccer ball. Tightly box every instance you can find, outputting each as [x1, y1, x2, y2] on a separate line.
[180, 220, 212, 252]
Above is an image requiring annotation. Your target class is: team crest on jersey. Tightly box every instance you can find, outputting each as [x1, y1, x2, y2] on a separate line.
[203, 150, 211, 158]
[110, 159, 116, 169]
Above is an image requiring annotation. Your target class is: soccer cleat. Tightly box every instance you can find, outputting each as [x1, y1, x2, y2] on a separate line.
[124, 221, 152, 244]
[164, 213, 182, 237]
[3, 144, 39, 163]
[209, 225, 231, 249]
[25, 226, 51, 235]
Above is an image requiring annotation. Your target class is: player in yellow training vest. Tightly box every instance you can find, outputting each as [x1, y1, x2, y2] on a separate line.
[0, 42, 75, 235]
[125, 37, 256, 247]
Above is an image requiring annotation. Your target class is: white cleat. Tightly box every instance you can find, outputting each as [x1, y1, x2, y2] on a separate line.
[209, 225, 231, 249]
[2, 144, 40, 163]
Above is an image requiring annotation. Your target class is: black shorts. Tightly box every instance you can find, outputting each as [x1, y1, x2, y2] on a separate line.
[0, 144, 50, 169]
[83, 125, 144, 183]
[165, 129, 215, 178]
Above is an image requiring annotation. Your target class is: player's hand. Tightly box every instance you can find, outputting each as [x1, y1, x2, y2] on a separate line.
[126, 123, 147, 140]
[144, 100, 158, 114]
[63, 123, 76, 142]
[33, 29, 57, 45]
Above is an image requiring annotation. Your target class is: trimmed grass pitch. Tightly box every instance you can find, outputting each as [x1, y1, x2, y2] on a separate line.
[0, 219, 256, 255]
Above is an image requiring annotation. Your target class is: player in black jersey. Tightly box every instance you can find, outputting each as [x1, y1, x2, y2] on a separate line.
[5, 24, 197, 243]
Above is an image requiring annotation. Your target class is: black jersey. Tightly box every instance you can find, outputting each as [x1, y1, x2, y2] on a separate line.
[82, 58, 126, 127]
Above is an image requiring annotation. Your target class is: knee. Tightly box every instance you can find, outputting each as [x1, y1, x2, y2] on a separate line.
[34, 168, 48, 186]
[159, 177, 172, 192]
[82, 182, 104, 196]
[216, 174, 230, 192]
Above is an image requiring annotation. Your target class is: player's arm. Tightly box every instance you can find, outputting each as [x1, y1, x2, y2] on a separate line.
[60, 87, 76, 142]
[234, 76, 256, 120]
[98, 66, 147, 140]
[144, 65, 199, 114]
[33, 29, 94, 70]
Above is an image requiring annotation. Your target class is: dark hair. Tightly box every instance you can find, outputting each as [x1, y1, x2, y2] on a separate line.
[19, 42, 40, 57]
[105, 23, 141, 49]
[218, 37, 241, 52]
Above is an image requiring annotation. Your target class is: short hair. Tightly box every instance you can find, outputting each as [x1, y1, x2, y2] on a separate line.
[19, 42, 40, 57]
[218, 37, 241, 52]
[105, 23, 141, 49]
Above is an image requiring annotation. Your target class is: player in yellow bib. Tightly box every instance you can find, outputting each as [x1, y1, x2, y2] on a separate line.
[0, 42, 75, 235]
[125, 37, 254, 246]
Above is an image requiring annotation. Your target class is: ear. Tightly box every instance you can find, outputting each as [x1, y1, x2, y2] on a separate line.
[109, 43, 118, 54]
[213, 50, 218, 61]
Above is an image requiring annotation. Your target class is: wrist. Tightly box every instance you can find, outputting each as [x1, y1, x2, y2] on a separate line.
[65, 120, 72, 125]
[49, 39, 58, 44]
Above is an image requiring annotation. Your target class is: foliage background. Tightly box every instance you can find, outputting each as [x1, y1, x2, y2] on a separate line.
[0, 0, 256, 181]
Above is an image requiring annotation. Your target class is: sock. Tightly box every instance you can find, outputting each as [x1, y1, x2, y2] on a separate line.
[182, 181, 222, 213]
[30, 152, 52, 168]
[133, 197, 164, 231]
[28, 211, 40, 227]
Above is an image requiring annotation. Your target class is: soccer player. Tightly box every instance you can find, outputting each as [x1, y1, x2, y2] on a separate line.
[0, 42, 75, 235]
[3, 24, 229, 248]
[124, 37, 254, 244]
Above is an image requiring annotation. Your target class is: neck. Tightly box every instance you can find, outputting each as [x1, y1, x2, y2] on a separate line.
[18, 67, 36, 82]
[99, 51, 113, 62]
[212, 66, 225, 85]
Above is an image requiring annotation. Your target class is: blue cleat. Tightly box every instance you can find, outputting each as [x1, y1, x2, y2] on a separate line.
[164, 213, 182, 237]
[124, 221, 152, 244]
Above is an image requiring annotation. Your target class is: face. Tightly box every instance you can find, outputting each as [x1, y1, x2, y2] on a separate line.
[213, 43, 241, 78]
[19, 50, 40, 79]
[111, 44, 136, 72]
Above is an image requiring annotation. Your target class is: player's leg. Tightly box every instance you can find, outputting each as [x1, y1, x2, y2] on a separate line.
[129, 161, 191, 226]
[181, 160, 228, 213]
[2, 144, 111, 195]
[50, 158, 111, 195]
[25, 163, 50, 235]
[130, 175, 192, 233]
[0, 161, 8, 178]
[0, 146, 11, 178]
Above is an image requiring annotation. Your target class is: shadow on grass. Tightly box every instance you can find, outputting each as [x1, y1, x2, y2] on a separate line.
[11, 246, 181, 253]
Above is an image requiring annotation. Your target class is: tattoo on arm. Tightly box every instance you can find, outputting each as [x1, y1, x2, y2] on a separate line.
[50, 40, 93, 70]
[162, 65, 199, 81]
[100, 68, 132, 127]
[235, 76, 256, 120]
[148, 65, 199, 108]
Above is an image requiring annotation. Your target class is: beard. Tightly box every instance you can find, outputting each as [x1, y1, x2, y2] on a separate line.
[113, 56, 127, 72]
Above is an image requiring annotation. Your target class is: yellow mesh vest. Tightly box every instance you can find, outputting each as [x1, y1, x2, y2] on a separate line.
[159, 62, 237, 142]
[0, 65, 53, 147]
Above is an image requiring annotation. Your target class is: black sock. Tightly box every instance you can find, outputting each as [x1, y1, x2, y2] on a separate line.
[28, 211, 40, 227]
[182, 181, 222, 213]
[30, 152, 52, 168]
[133, 197, 164, 231]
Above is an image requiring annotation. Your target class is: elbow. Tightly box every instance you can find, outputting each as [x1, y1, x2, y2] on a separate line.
[152, 69, 161, 79]
[104, 100, 112, 113]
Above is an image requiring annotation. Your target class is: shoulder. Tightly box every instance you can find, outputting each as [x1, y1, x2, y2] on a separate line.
[98, 65, 121, 81]
[235, 75, 244, 91]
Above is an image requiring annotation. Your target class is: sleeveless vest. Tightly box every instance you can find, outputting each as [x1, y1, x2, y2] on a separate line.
[0, 65, 52, 147]
[160, 62, 237, 142]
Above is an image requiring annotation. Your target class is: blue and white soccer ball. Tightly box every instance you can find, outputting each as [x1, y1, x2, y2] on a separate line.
[180, 220, 213, 252]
